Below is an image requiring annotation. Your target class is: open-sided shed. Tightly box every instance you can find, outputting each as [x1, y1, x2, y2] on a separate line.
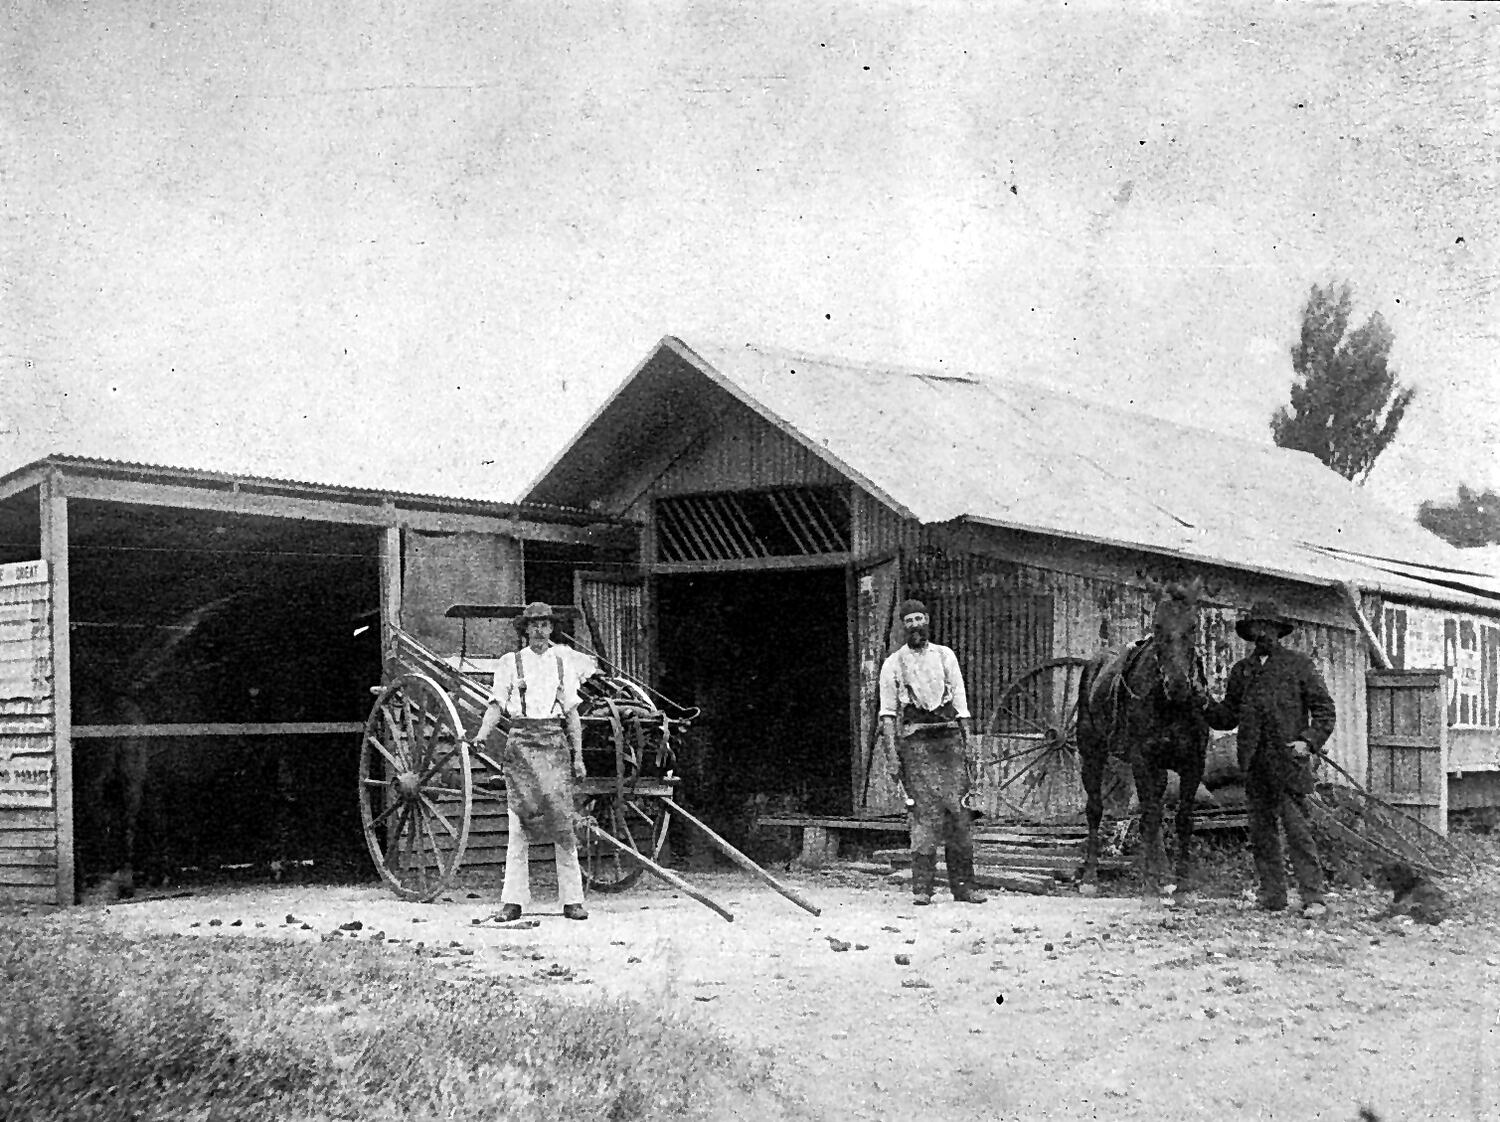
[0, 455, 635, 906]
[523, 337, 1500, 836]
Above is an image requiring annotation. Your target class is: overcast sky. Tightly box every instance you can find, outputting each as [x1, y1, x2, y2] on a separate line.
[4, 1, 1495, 518]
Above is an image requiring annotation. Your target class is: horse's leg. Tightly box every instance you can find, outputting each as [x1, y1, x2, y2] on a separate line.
[117, 736, 148, 899]
[1133, 752, 1167, 895]
[1173, 735, 1207, 891]
[1078, 732, 1106, 896]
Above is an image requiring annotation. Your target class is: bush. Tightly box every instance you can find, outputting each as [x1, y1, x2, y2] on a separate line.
[0, 919, 773, 1122]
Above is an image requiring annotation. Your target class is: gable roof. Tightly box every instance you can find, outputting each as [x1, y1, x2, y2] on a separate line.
[525, 336, 1500, 611]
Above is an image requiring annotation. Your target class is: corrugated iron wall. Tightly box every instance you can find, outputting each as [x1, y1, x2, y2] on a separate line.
[0, 569, 57, 904]
[846, 506, 1372, 814]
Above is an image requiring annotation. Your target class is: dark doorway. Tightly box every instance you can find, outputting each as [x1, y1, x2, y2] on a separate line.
[656, 567, 850, 849]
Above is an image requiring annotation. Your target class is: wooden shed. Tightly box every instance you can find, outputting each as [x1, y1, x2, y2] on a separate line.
[523, 337, 1500, 837]
[0, 456, 635, 906]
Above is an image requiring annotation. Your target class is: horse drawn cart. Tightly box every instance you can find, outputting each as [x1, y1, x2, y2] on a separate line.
[357, 606, 819, 921]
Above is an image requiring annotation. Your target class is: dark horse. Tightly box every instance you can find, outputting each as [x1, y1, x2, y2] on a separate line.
[1077, 577, 1210, 896]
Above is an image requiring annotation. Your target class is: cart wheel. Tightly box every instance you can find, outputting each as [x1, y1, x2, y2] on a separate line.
[577, 793, 671, 893]
[985, 657, 1090, 818]
[359, 673, 473, 901]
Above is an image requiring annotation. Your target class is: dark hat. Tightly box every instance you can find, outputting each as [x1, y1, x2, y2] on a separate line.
[1236, 598, 1295, 641]
[897, 599, 928, 620]
[512, 601, 561, 632]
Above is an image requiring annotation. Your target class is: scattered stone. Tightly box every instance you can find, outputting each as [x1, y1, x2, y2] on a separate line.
[190, 922, 200, 928]
[254, 922, 265, 929]
[627, 956, 641, 964]
[412, 918, 426, 924]
[895, 954, 911, 965]
[610, 940, 626, 946]
[230, 919, 242, 927]
[301, 923, 313, 931]
[466, 892, 481, 899]
[881, 925, 901, 933]
[449, 940, 462, 948]
[207, 919, 222, 927]
[459, 948, 474, 957]
[1044, 942, 1054, 952]
[855, 944, 870, 951]
[693, 995, 717, 1002]
[904, 938, 916, 945]
[900, 977, 933, 990]
[285, 914, 298, 925]
[827, 938, 851, 952]
[370, 931, 386, 942]
[339, 920, 364, 932]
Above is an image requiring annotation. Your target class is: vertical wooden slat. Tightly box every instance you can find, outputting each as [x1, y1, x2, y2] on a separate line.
[379, 521, 402, 677]
[40, 474, 72, 906]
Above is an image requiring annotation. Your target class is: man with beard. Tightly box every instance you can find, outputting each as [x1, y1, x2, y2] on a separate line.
[1201, 599, 1337, 918]
[878, 599, 986, 906]
[473, 602, 589, 922]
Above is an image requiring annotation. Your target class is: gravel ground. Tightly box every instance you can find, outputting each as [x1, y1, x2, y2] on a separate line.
[72, 865, 1500, 1122]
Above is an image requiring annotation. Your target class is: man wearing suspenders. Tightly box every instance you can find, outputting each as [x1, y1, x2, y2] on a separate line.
[473, 602, 589, 921]
[878, 599, 987, 907]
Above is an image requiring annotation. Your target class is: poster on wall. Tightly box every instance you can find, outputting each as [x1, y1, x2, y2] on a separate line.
[0, 753, 53, 809]
[1382, 604, 1499, 729]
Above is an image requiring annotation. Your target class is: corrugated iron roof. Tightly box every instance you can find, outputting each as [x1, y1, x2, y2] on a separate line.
[2, 454, 612, 525]
[525, 336, 1496, 610]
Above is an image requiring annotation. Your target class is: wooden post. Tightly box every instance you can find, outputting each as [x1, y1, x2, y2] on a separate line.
[379, 517, 402, 679]
[40, 472, 73, 906]
[1340, 581, 1393, 671]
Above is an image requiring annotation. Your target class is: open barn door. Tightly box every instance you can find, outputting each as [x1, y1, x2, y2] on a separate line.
[574, 570, 649, 683]
[853, 554, 903, 815]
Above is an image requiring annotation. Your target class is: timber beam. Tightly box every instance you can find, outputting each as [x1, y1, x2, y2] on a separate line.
[59, 474, 637, 547]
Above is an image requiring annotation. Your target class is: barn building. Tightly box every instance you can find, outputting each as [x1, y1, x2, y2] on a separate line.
[0, 455, 634, 906]
[524, 336, 1500, 841]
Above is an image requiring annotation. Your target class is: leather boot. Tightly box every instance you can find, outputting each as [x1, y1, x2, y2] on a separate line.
[946, 845, 988, 904]
[911, 852, 936, 906]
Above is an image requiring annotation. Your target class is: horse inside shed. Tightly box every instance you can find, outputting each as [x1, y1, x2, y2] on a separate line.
[66, 500, 382, 896]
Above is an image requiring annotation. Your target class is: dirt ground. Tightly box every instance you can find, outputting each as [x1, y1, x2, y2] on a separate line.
[69, 862, 1500, 1122]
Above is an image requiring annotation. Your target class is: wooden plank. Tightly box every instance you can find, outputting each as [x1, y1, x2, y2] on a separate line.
[1367, 734, 1448, 750]
[0, 829, 56, 849]
[0, 882, 56, 903]
[0, 807, 55, 830]
[0, 861, 57, 884]
[73, 722, 364, 739]
[649, 552, 852, 575]
[380, 521, 402, 664]
[40, 473, 70, 907]
[758, 815, 908, 830]
[0, 846, 57, 867]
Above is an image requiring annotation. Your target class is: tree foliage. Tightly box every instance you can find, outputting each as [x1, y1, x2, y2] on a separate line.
[1418, 485, 1500, 548]
[1271, 281, 1416, 483]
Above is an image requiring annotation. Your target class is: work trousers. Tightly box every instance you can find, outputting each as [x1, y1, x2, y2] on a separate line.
[897, 730, 973, 855]
[500, 808, 585, 907]
[1245, 757, 1324, 906]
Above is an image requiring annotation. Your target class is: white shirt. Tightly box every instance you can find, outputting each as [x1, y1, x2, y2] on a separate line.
[490, 645, 583, 719]
[877, 642, 970, 720]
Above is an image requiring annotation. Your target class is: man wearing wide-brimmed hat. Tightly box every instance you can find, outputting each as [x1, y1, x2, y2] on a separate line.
[877, 599, 986, 907]
[1202, 598, 1337, 918]
[472, 602, 589, 921]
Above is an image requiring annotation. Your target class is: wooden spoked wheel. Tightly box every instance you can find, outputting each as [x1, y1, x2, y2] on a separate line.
[577, 793, 671, 893]
[359, 673, 473, 901]
[985, 657, 1090, 819]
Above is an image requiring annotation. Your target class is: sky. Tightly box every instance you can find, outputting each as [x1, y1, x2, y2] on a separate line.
[3, 0, 1496, 520]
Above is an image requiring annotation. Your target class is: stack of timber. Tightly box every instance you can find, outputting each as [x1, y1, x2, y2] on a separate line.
[860, 824, 1128, 895]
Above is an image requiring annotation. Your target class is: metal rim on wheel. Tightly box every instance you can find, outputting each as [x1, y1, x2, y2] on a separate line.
[577, 793, 670, 892]
[984, 656, 1090, 819]
[359, 672, 473, 901]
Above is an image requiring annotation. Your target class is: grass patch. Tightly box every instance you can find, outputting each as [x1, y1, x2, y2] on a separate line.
[1, 918, 778, 1122]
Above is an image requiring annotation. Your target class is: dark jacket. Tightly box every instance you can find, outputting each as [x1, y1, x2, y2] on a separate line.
[1203, 646, 1337, 781]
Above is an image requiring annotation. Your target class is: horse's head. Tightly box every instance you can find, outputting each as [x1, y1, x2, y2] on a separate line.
[1149, 576, 1204, 704]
